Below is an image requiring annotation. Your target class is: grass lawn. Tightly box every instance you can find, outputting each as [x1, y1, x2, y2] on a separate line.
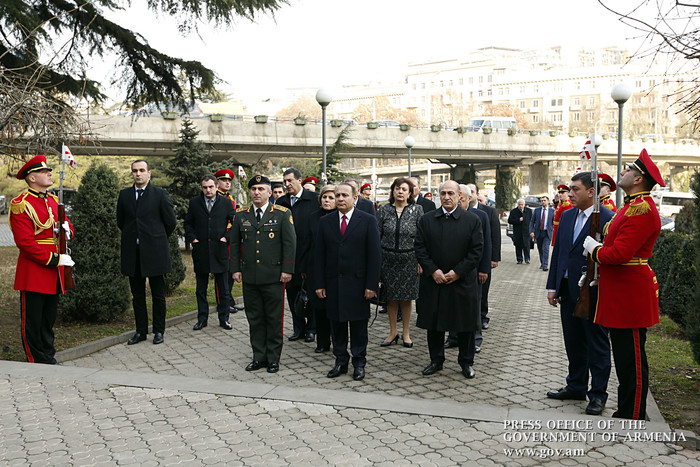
[0, 246, 242, 362]
[647, 315, 700, 433]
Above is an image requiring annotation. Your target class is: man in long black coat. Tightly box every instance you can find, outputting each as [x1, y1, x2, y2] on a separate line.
[508, 199, 533, 264]
[184, 175, 235, 330]
[415, 180, 483, 379]
[277, 167, 319, 342]
[117, 159, 177, 345]
[313, 182, 381, 382]
[475, 189, 501, 329]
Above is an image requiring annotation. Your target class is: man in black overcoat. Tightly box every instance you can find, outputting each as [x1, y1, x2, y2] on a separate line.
[475, 189, 500, 330]
[277, 167, 319, 342]
[415, 180, 483, 379]
[411, 176, 436, 213]
[313, 182, 381, 381]
[508, 199, 533, 264]
[117, 160, 177, 345]
[185, 175, 235, 331]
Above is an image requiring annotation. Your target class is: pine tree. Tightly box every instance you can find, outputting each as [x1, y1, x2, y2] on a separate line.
[58, 163, 130, 322]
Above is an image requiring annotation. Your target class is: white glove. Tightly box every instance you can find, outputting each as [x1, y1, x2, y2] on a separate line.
[62, 221, 72, 240]
[578, 275, 586, 288]
[582, 236, 602, 256]
[59, 254, 75, 267]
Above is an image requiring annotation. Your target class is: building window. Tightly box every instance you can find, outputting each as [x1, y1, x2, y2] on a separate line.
[588, 96, 595, 106]
[576, 81, 581, 90]
[421, 83, 425, 90]
[488, 75, 492, 83]
[532, 115, 540, 123]
[440, 81, 444, 87]
[550, 113, 562, 122]
[589, 80, 595, 89]
[519, 100, 526, 109]
[479, 76, 483, 83]
[532, 100, 539, 108]
[533, 84, 539, 93]
[551, 98, 563, 106]
[498, 88, 504, 96]
[572, 97, 580, 105]
[636, 80, 642, 88]
[520, 85, 526, 93]
[587, 111, 595, 121]
[572, 112, 580, 121]
[478, 90, 483, 97]
[449, 80, 453, 87]
[459, 78, 464, 85]
[469, 77, 474, 85]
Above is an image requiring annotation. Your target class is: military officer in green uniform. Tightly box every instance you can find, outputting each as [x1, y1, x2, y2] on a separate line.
[229, 175, 296, 373]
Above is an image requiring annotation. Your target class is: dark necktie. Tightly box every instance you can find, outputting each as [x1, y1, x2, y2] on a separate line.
[136, 188, 144, 201]
[341, 215, 347, 235]
[256, 208, 262, 223]
[207, 199, 213, 212]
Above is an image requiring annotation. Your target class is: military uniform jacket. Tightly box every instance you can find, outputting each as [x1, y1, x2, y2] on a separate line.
[551, 199, 573, 246]
[9, 189, 75, 294]
[592, 192, 661, 329]
[600, 195, 617, 213]
[228, 204, 296, 284]
[184, 194, 235, 275]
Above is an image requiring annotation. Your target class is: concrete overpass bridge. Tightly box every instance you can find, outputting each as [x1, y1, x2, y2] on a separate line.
[75, 115, 699, 192]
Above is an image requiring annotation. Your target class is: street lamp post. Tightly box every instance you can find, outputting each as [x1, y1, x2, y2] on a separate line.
[404, 136, 415, 178]
[611, 83, 632, 207]
[315, 88, 332, 185]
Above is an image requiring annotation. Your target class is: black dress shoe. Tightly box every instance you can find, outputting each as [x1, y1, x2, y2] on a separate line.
[233, 304, 245, 311]
[443, 340, 458, 349]
[481, 322, 489, 330]
[127, 333, 146, 345]
[267, 362, 279, 373]
[245, 360, 268, 371]
[546, 387, 586, 400]
[314, 345, 330, 353]
[327, 364, 348, 378]
[462, 366, 476, 379]
[422, 362, 443, 376]
[193, 321, 207, 330]
[153, 332, 164, 344]
[220, 321, 232, 330]
[229, 306, 239, 314]
[288, 332, 302, 341]
[543, 267, 548, 271]
[304, 332, 316, 343]
[353, 367, 365, 381]
[585, 398, 605, 415]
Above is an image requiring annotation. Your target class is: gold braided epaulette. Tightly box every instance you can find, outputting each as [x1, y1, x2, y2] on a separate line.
[625, 197, 651, 217]
[10, 192, 28, 215]
[272, 205, 288, 212]
[236, 206, 247, 213]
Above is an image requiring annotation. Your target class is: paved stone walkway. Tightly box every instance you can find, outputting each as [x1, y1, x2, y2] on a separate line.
[0, 229, 698, 465]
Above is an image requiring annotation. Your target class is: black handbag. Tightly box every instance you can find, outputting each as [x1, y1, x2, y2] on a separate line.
[294, 280, 312, 319]
[370, 281, 387, 307]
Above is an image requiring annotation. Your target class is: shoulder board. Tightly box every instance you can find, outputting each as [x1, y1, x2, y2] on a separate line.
[10, 192, 28, 215]
[562, 200, 572, 207]
[236, 206, 247, 213]
[48, 193, 58, 201]
[625, 197, 651, 217]
[272, 205, 288, 212]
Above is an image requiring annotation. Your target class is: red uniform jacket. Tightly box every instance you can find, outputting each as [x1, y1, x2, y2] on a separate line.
[9, 189, 75, 294]
[592, 192, 660, 329]
[551, 199, 572, 246]
[218, 190, 237, 229]
[601, 195, 617, 213]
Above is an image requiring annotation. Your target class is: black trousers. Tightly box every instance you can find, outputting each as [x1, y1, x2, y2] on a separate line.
[129, 247, 166, 335]
[610, 328, 648, 420]
[330, 319, 368, 368]
[286, 276, 316, 336]
[428, 329, 475, 368]
[195, 272, 229, 324]
[309, 295, 331, 350]
[20, 290, 58, 364]
[559, 280, 611, 402]
[243, 282, 285, 364]
[480, 271, 492, 324]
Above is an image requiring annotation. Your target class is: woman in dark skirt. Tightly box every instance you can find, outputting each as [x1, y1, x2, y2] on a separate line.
[376, 177, 424, 348]
[304, 184, 336, 353]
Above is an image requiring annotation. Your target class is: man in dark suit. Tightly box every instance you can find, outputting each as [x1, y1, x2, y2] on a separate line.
[529, 195, 555, 271]
[185, 175, 235, 331]
[415, 181, 483, 379]
[229, 175, 296, 373]
[474, 187, 500, 330]
[508, 199, 533, 264]
[545, 171, 613, 416]
[277, 167, 319, 342]
[411, 176, 436, 213]
[344, 178, 376, 215]
[313, 182, 381, 381]
[117, 160, 177, 345]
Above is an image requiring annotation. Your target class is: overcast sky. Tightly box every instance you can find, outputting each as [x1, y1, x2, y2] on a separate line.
[99, 0, 646, 102]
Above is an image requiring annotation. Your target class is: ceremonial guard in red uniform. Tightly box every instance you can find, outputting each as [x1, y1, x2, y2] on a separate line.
[10, 155, 75, 364]
[215, 168, 245, 313]
[551, 184, 572, 246]
[584, 149, 664, 420]
[598, 173, 618, 213]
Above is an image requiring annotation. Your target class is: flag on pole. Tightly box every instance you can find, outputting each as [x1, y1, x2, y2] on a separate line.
[237, 166, 247, 181]
[574, 164, 584, 174]
[321, 172, 328, 184]
[62, 143, 77, 168]
[579, 139, 594, 162]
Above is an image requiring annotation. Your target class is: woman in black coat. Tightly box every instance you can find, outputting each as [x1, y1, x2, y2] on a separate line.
[303, 185, 337, 353]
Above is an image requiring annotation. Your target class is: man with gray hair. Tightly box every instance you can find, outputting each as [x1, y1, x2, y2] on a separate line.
[508, 198, 532, 264]
[411, 176, 436, 213]
[344, 178, 375, 215]
[415, 180, 483, 379]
